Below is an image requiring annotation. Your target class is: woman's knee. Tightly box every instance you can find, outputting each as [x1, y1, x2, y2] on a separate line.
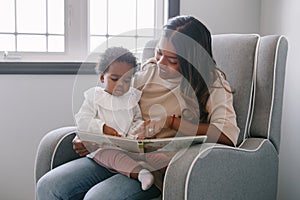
[36, 174, 59, 199]
[83, 174, 160, 200]
[36, 171, 81, 200]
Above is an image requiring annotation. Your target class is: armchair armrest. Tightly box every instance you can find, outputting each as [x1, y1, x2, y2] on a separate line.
[163, 139, 278, 200]
[34, 126, 80, 184]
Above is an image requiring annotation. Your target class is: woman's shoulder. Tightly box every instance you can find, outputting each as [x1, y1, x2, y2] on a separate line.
[207, 70, 234, 109]
[210, 69, 232, 91]
[134, 58, 158, 88]
[140, 58, 157, 70]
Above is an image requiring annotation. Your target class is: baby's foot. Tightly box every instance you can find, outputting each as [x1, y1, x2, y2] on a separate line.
[138, 169, 154, 190]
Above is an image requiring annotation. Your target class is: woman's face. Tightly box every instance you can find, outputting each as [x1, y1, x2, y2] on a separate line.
[156, 37, 181, 79]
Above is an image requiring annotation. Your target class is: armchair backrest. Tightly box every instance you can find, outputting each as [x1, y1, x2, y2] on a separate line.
[212, 34, 259, 146]
[249, 35, 288, 152]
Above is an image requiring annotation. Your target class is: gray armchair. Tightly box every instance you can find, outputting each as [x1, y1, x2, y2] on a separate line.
[34, 34, 288, 200]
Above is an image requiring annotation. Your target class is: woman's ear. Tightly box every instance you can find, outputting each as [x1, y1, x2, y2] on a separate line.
[100, 73, 105, 83]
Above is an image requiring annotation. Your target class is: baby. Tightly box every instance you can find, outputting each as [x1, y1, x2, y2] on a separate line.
[75, 47, 158, 190]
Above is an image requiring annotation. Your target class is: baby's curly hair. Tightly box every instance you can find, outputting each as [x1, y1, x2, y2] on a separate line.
[95, 47, 137, 74]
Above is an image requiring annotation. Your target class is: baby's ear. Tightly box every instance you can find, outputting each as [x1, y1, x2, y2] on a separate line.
[100, 73, 105, 83]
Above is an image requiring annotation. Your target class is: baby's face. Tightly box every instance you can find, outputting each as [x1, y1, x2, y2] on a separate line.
[100, 61, 134, 96]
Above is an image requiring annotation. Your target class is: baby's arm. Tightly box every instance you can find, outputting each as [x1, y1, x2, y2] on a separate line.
[75, 88, 122, 137]
[103, 124, 121, 137]
[75, 89, 105, 134]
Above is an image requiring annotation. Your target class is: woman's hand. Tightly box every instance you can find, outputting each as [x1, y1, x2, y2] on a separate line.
[133, 117, 170, 139]
[103, 124, 122, 137]
[72, 136, 99, 156]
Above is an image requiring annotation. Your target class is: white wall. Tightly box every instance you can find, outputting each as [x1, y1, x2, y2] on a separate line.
[0, 73, 98, 200]
[180, 0, 261, 34]
[261, 0, 300, 199]
[0, 75, 76, 200]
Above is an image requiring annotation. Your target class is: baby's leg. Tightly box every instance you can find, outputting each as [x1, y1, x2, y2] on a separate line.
[93, 149, 154, 190]
[93, 149, 139, 177]
[145, 152, 175, 173]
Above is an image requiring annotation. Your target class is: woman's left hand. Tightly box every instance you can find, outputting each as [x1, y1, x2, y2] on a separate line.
[132, 117, 170, 139]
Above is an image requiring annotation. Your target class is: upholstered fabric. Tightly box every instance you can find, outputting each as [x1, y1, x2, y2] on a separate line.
[141, 39, 158, 63]
[212, 34, 259, 146]
[250, 36, 288, 152]
[34, 127, 79, 183]
[186, 139, 278, 200]
[163, 139, 278, 200]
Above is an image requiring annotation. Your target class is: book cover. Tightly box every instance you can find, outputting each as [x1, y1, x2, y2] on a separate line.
[77, 131, 207, 153]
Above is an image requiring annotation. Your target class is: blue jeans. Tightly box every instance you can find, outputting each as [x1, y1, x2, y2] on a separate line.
[36, 157, 161, 200]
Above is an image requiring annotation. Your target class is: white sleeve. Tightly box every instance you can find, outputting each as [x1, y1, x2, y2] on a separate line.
[75, 89, 105, 134]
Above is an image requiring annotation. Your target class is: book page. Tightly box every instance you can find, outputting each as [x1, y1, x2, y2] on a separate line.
[77, 131, 207, 153]
[142, 136, 207, 152]
[77, 131, 142, 153]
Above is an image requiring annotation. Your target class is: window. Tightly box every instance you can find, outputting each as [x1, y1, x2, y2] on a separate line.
[0, 0, 64, 53]
[88, 0, 167, 63]
[0, 0, 168, 62]
[0, 0, 179, 74]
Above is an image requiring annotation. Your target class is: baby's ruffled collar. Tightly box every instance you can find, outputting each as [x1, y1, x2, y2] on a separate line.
[94, 87, 141, 110]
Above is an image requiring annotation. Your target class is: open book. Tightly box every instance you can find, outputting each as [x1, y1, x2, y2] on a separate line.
[77, 131, 207, 153]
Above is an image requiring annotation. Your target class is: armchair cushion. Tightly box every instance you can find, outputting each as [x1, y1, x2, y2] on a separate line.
[34, 126, 79, 183]
[164, 139, 278, 200]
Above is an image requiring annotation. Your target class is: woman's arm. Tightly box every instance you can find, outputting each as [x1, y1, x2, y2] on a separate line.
[135, 116, 233, 146]
[127, 105, 144, 138]
[168, 116, 234, 146]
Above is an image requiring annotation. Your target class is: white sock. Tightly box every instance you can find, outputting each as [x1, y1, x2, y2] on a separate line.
[138, 169, 154, 190]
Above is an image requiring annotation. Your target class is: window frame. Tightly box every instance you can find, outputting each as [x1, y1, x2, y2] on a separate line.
[0, 0, 179, 74]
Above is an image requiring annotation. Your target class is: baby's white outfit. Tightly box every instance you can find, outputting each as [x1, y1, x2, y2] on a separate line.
[75, 86, 144, 138]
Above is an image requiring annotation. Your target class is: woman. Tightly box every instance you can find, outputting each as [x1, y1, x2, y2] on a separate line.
[36, 15, 239, 200]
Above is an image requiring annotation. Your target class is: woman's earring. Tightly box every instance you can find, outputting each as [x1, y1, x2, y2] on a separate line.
[97, 79, 104, 87]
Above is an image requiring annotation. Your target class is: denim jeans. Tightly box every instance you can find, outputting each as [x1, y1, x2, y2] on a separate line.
[36, 157, 161, 200]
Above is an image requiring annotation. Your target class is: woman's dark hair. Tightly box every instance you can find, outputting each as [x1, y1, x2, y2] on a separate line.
[95, 46, 137, 74]
[163, 15, 217, 122]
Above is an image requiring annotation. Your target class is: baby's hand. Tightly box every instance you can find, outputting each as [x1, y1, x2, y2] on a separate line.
[103, 124, 121, 137]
